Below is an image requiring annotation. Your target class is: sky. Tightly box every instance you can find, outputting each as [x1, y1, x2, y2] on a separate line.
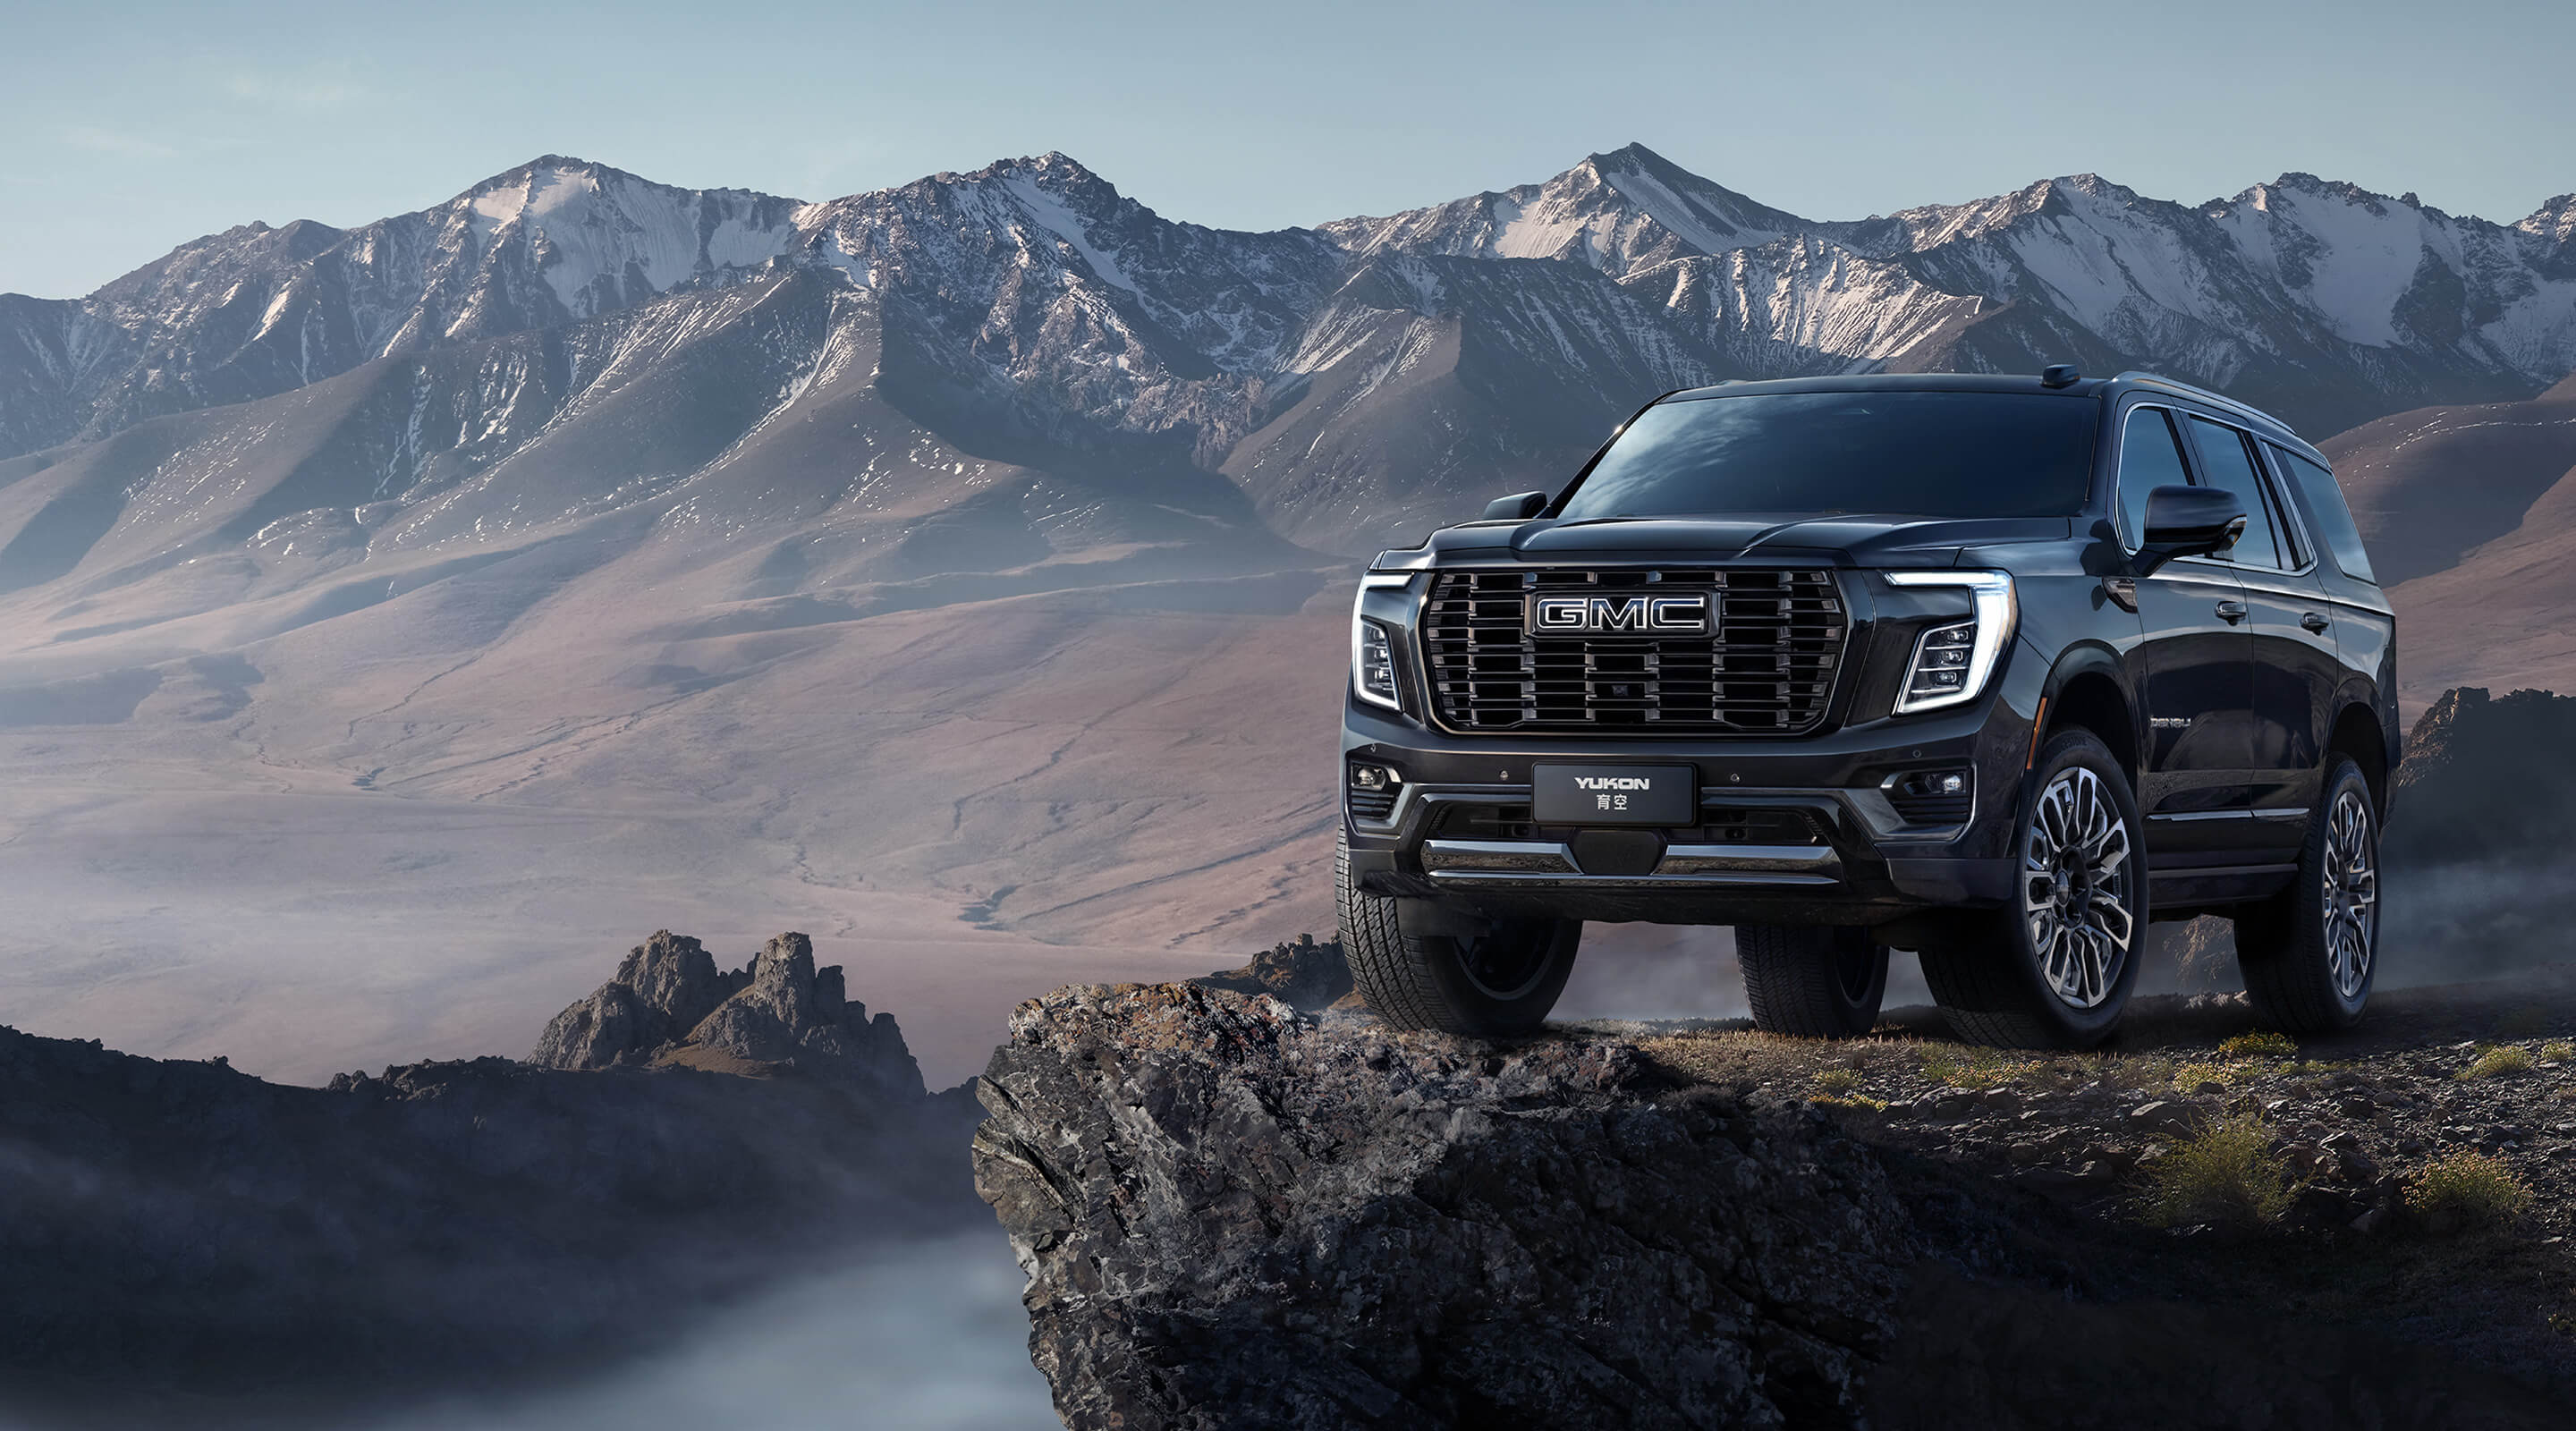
[2, 0, 2571, 299]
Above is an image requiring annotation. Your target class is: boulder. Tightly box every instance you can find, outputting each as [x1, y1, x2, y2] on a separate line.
[974, 984, 1914, 1429]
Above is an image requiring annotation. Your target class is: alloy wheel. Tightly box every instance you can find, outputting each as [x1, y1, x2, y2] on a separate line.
[2323, 788, 2377, 1000]
[2019, 766, 2136, 1009]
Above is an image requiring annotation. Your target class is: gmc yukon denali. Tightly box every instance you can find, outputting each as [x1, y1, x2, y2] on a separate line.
[1338, 369, 2396, 1048]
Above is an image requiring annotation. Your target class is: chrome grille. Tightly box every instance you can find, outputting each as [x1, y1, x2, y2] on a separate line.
[1420, 568, 1846, 733]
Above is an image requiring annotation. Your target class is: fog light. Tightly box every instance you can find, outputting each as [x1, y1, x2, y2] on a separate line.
[1351, 765, 1398, 792]
[1884, 766, 1974, 826]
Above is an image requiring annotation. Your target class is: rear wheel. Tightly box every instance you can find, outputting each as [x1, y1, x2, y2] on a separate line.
[2234, 758, 2377, 1035]
[1919, 730, 2145, 1048]
[1336, 831, 1580, 1035]
[1737, 924, 1889, 1037]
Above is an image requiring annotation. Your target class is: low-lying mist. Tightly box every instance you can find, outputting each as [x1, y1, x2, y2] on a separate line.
[364, 1233, 1052, 1431]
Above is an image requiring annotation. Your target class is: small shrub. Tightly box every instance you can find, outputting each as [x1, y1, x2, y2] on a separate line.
[1813, 1068, 1864, 1096]
[2460, 1045, 2537, 1080]
[2540, 1040, 2575, 1064]
[2170, 1059, 2257, 1091]
[2116, 1054, 2178, 1090]
[2136, 1113, 2296, 1229]
[2218, 1030, 2298, 1060]
[2406, 1150, 2532, 1231]
[1812, 1093, 1890, 1113]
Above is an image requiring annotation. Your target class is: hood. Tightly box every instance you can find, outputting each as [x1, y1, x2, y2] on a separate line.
[1373, 513, 2073, 570]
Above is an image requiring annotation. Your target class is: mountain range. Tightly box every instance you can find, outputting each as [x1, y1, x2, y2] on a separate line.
[6, 144, 2574, 556]
[1, 145, 2572, 1087]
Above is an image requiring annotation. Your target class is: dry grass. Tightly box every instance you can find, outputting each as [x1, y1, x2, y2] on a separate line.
[1811, 1093, 1891, 1113]
[2218, 1030, 2298, 1060]
[1918, 1045, 2044, 1090]
[1812, 1068, 1864, 1097]
[2541, 1040, 2575, 1064]
[2136, 1113, 2297, 1229]
[2170, 1059, 2261, 1091]
[2406, 1150, 2533, 1231]
[2460, 1045, 2537, 1080]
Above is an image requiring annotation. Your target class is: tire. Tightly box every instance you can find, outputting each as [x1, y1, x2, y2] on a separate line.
[1336, 831, 1580, 1035]
[1737, 924, 1889, 1037]
[1918, 729, 2147, 1049]
[2233, 758, 2377, 1035]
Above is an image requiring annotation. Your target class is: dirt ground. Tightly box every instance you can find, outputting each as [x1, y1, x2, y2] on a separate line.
[1592, 962, 2576, 1397]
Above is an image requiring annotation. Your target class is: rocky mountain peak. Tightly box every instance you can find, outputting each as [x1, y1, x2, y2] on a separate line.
[532, 929, 925, 1097]
[2520, 193, 2576, 244]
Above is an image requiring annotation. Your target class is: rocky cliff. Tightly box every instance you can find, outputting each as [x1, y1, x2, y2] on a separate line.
[976, 975, 2573, 1429]
[2385, 685, 2576, 867]
[0, 929, 975, 1422]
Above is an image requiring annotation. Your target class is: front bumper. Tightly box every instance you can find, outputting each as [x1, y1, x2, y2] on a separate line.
[1342, 684, 2033, 929]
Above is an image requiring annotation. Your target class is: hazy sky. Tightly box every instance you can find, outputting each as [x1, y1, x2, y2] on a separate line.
[4, 0, 2570, 299]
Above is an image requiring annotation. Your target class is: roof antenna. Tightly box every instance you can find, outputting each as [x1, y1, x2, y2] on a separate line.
[2040, 363, 2081, 389]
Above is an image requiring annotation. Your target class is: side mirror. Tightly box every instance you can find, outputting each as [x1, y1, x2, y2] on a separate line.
[2137, 485, 2246, 572]
[1481, 490, 1548, 521]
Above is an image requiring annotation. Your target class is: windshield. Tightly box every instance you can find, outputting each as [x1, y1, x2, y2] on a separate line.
[1555, 390, 2098, 521]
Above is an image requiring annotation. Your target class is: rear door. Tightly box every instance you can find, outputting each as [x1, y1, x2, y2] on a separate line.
[2115, 403, 2255, 850]
[2179, 413, 2338, 851]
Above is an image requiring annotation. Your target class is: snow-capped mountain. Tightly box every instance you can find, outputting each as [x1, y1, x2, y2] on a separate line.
[6, 144, 2572, 559]
[1318, 143, 1810, 279]
[0, 158, 804, 460]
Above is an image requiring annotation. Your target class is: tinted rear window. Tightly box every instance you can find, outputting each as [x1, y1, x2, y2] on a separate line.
[2267, 444, 2377, 584]
[1556, 391, 2097, 521]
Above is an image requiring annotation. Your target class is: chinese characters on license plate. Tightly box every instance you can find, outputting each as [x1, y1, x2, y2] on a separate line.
[1529, 764, 1697, 826]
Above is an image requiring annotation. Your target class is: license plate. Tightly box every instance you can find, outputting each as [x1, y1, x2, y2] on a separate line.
[1530, 764, 1696, 826]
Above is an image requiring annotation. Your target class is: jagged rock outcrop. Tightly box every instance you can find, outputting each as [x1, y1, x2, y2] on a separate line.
[2386, 686, 2576, 867]
[974, 984, 1916, 1428]
[1189, 931, 1353, 1012]
[532, 929, 925, 1098]
[530, 929, 743, 1067]
[976, 983, 2568, 1430]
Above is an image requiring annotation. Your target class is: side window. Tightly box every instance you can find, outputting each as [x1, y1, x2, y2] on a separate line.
[2116, 407, 2191, 549]
[2268, 444, 2378, 585]
[2183, 416, 2283, 568]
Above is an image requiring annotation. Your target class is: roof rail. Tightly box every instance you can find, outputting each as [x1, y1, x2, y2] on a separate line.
[2111, 370, 2295, 434]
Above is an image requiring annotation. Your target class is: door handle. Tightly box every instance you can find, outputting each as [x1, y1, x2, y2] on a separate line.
[2301, 612, 2330, 633]
[2215, 600, 2249, 623]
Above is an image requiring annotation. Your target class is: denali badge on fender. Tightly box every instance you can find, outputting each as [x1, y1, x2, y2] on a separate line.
[1530, 764, 1696, 825]
[1527, 593, 1710, 637]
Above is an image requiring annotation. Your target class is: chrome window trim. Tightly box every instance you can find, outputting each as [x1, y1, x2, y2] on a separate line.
[2178, 411, 2318, 579]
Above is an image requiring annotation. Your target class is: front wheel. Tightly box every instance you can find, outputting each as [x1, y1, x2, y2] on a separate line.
[1336, 832, 1580, 1035]
[1918, 730, 2146, 1048]
[2233, 758, 2377, 1035]
[1737, 924, 1889, 1037]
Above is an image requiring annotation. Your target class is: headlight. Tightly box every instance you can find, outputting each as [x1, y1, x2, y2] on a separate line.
[1351, 575, 1411, 711]
[1883, 571, 2016, 714]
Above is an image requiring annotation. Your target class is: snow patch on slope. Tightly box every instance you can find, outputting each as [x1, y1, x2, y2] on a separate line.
[1000, 176, 1133, 292]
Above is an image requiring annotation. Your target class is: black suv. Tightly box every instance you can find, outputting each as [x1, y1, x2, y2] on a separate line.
[1338, 369, 2395, 1047]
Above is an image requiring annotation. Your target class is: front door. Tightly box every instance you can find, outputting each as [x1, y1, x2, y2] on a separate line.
[2115, 405, 2257, 855]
